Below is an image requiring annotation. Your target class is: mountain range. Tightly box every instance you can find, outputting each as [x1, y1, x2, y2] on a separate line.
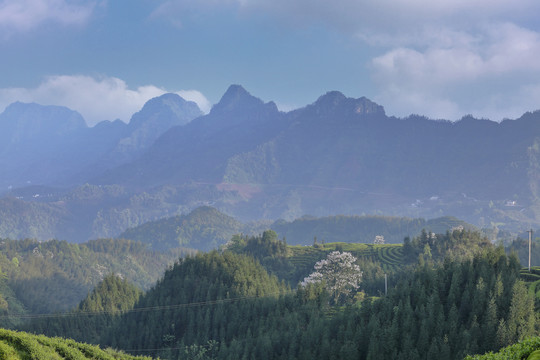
[0, 93, 201, 188]
[0, 84, 539, 240]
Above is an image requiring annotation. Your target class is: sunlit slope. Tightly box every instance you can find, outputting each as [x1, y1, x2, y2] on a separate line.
[0, 329, 150, 360]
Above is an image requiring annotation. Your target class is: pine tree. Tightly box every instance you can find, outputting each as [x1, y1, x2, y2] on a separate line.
[506, 281, 536, 344]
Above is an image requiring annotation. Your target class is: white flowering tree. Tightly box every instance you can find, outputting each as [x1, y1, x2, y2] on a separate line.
[373, 235, 385, 245]
[301, 251, 362, 305]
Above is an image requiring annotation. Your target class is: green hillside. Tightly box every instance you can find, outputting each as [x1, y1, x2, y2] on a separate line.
[114, 208, 477, 252]
[118, 206, 244, 251]
[0, 276, 25, 329]
[26, 275, 144, 345]
[519, 266, 540, 305]
[77, 275, 142, 314]
[227, 228, 491, 296]
[271, 215, 475, 245]
[0, 238, 183, 316]
[15, 230, 532, 360]
[465, 336, 540, 360]
[0, 328, 150, 359]
[27, 238, 529, 360]
[520, 266, 540, 283]
[288, 242, 404, 274]
[104, 251, 286, 359]
[225, 230, 405, 293]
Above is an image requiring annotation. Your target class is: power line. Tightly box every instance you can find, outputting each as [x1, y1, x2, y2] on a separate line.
[0, 290, 292, 355]
[0, 291, 288, 321]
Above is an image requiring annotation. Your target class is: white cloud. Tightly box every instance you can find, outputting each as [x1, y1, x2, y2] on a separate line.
[0, 0, 96, 34]
[227, 0, 540, 37]
[176, 90, 211, 114]
[0, 75, 211, 126]
[371, 23, 540, 120]
[150, 0, 238, 27]
[149, 0, 540, 120]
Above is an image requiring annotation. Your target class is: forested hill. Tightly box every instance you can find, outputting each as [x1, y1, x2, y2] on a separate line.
[117, 208, 476, 251]
[271, 215, 475, 245]
[21, 230, 538, 360]
[0, 194, 473, 245]
[104, 251, 286, 358]
[0, 238, 184, 318]
[26, 274, 145, 345]
[118, 206, 244, 251]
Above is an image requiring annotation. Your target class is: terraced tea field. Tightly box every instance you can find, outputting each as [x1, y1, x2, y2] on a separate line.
[0, 329, 150, 360]
[521, 266, 540, 300]
[288, 242, 405, 274]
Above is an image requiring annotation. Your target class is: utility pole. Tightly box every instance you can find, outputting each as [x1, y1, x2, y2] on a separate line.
[384, 273, 387, 295]
[529, 229, 534, 272]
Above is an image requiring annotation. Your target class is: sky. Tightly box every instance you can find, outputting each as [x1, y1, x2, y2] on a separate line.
[1, 0, 540, 126]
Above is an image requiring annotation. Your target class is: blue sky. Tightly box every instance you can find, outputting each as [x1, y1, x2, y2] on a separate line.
[1, 0, 540, 126]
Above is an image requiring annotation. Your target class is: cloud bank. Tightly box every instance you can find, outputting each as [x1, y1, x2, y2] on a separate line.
[247, 0, 540, 120]
[0, 0, 96, 34]
[0, 75, 211, 126]
[370, 23, 540, 120]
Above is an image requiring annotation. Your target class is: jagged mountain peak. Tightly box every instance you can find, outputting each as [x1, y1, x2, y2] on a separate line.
[129, 93, 202, 129]
[456, 114, 496, 124]
[211, 84, 266, 114]
[315, 91, 347, 104]
[311, 91, 385, 117]
[139, 93, 196, 113]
